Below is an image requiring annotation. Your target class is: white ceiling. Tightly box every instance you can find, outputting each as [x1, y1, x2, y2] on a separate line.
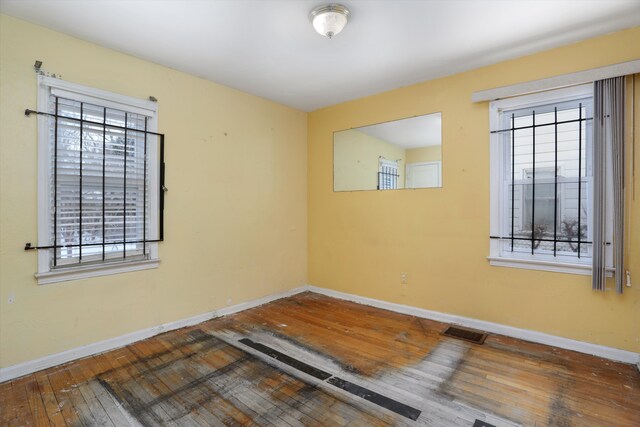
[357, 113, 442, 149]
[1, 0, 639, 112]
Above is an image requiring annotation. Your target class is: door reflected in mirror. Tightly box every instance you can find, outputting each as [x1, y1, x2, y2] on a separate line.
[334, 112, 442, 191]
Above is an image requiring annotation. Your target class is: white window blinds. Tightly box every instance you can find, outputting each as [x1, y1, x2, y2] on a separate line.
[49, 95, 150, 266]
[378, 158, 399, 190]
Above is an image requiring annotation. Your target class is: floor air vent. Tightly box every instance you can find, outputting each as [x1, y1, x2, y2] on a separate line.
[442, 326, 487, 344]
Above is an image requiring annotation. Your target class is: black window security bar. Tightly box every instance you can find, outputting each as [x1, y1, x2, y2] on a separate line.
[378, 158, 399, 190]
[23, 102, 165, 264]
[378, 169, 399, 190]
[492, 104, 592, 257]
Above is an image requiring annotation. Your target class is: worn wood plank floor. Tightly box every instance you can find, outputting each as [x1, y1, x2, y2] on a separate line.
[1, 292, 639, 426]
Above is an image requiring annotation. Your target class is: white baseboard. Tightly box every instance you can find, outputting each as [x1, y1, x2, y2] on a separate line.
[306, 285, 640, 365]
[3, 284, 637, 383]
[0, 286, 307, 383]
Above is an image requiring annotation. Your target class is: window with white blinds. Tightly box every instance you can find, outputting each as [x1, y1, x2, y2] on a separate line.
[35, 77, 161, 284]
[51, 96, 150, 265]
[378, 158, 399, 190]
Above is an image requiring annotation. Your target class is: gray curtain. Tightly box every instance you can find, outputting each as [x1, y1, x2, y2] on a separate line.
[592, 77, 625, 293]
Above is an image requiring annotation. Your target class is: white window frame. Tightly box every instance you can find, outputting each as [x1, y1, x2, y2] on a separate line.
[488, 84, 611, 275]
[36, 76, 160, 285]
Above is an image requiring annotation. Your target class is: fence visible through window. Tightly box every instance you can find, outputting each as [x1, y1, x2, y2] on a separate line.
[492, 99, 593, 258]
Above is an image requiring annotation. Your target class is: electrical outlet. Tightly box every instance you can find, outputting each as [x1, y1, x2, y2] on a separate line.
[401, 273, 408, 285]
[8, 294, 15, 304]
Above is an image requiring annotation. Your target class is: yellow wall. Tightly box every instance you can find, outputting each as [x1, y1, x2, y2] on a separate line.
[308, 27, 640, 352]
[334, 129, 406, 191]
[1, 15, 638, 371]
[405, 145, 442, 164]
[0, 15, 307, 367]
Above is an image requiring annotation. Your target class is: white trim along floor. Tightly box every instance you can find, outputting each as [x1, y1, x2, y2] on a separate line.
[1, 284, 638, 383]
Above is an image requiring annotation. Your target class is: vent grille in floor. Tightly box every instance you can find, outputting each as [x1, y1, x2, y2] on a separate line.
[442, 326, 487, 344]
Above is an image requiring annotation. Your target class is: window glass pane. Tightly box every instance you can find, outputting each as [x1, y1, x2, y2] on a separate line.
[378, 161, 398, 190]
[105, 109, 126, 128]
[532, 109, 555, 126]
[57, 98, 81, 119]
[50, 96, 150, 267]
[510, 182, 526, 239]
[500, 96, 592, 261]
[81, 103, 104, 123]
[127, 113, 147, 131]
[528, 181, 555, 232]
[512, 113, 532, 128]
[512, 127, 533, 179]
[556, 180, 590, 253]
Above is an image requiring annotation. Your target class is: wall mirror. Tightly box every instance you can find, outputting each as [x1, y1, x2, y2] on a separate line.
[333, 112, 442, 191]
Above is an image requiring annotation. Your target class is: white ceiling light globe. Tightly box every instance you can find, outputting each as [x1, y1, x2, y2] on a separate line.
[310, 4, 351, 39]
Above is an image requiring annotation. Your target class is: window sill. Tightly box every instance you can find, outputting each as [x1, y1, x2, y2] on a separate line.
[487, 256, 592, 276]
[36, 259, 160, 285]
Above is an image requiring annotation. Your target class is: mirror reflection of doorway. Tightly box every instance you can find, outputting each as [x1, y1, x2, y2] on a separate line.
[406, 161, 441, 188]
[333, 112, 442, 192]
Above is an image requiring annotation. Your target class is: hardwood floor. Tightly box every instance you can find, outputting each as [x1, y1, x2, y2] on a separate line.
[1, 292, 639, 426]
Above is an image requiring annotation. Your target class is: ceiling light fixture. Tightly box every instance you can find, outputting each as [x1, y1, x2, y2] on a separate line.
[309, 4, 350, 39]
